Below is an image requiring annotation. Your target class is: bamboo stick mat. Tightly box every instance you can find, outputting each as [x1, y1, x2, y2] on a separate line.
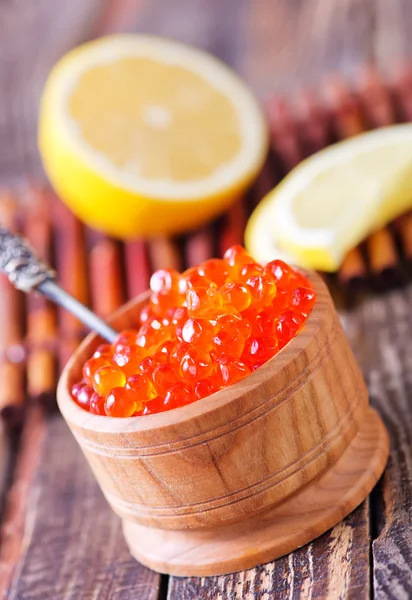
[0, 69, 412, 597]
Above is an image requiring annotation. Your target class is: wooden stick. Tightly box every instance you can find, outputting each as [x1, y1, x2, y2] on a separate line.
[322, 78, 370, 288]
[249, 156, 278, 209]
[89, 235, 125, 318]
[395, 213, 412, 262]
[392, 63, 412, 122]
[219, 198, 248, 256]
[23, 186, 57, 407]
[148, 237, 182, 272]
[357, 68, 401, 283]
[324, 76, 366, 139]
[266, 97, 304, 171]
[390, 66, 412, 268]
[124, 240, 151, 300]
[358, 65, 395, 128]
[52, 198, 89, 369]
[366, 228, 401, 287]
[185, 228, 214, 268]
[0, 405, 46, 598]
[296, 90, 331, 154]
[0, 192, 25, 426]
[336, 250, 368, 290]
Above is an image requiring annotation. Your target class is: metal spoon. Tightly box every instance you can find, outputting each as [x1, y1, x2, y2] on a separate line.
[0, 227, 118, 343]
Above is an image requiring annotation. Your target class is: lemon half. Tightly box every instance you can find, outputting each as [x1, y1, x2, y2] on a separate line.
[246, 125, 412, 271]
[39, 35, 268, 238]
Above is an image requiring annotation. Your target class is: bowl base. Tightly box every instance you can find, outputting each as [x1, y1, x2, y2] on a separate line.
[122, 407, 389, 577]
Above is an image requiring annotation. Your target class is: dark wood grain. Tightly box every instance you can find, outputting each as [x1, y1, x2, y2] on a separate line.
[5, 413, 160, 600]
[343, 292, 412, 600]
[168, 505, 371, 599]
[0, 0, 102, 181]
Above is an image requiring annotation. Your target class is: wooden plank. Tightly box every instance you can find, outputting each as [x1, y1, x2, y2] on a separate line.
[4, 412, 160, 600]
[0, 0, 102, 180]
[343, 290, 412, 599]
[123, 0, 247, 67]
[0, 407, 46, 599]
[168, 506, 370, 599]
[243, 0, 376, 98]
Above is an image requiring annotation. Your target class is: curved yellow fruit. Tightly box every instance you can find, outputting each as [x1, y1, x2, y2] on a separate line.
[246, 125, 412, 271]
[38, 35, 268, 239]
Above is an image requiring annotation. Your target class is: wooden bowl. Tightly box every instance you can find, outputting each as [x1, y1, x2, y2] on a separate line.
[57, 273, 389, 577]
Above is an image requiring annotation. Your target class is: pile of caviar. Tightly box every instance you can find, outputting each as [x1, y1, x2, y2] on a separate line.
[71, 246, 315, 417]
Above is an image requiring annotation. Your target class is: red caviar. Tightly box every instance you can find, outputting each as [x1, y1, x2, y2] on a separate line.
[71, 246, 316, 417]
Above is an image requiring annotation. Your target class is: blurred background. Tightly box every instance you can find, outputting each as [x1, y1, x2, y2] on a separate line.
[1, 0, 409, 181]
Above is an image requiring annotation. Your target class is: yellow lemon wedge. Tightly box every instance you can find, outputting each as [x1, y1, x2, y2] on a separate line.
[246, 125, 412, 271]
[38, 35, 268, 239]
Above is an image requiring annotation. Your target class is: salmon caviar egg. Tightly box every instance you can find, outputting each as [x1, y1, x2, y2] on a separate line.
[126, 374, 157, 405]
[194, 379, 219, 400]
[197, 259, 230, 287]
[139, 351, 169, 376]
[265, 260, 306, 290]
[139, 305, 157, 325]
[89, 392, 105, 415]
[179, 267, 217, 293]
[271, 290, 291, 314]
[242, 336, 278, 366]
[76, 386, 94, 409]
[241, 310, 261, 337]
[136, 322, 173, 352]
[217, 313, 251, 340]
[290, 287, 316, 316]
[150, 289, 183, 317]
[215, 356, 250, 387]
[143, 396, 166, 415]
[159, 340, 175, 356]
[164, 382, 194, 409]
[93, 365, 126, 397]
[111, 330, 140, 354]
[223, 245, 255, 273]
[180, 348, 214, 381]
[71, 380, 85, 399]
[238, 263, 264, 281]
[93, 344, 112, 359]
[113, 345, 146, 378]
[212, 332, 247, 358]
[181, 317, 218, 345]
[152, 363, 180, 394]
[187, 287, 223, 319]
[150, 268, 180, 293]
[172, 306, 188, 324]
[83, 356, 111, 385]
[169, 342, 189, 363]
[161, 307, 176, 326]
[264, 259, 295, 287]
[216, 304, 241, 318]
[105, 387, 136, 417]
[172, 307, 189, 339]
[220, 282, 252, 312]
[254, 307, 278, 336]
[274, 311, 305, 348]
[247, 275, 277, 308]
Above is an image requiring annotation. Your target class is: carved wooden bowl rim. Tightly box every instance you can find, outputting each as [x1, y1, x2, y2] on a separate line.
[57, 271, 328, 435]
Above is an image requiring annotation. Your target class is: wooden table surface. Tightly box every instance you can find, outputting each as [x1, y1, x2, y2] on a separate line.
[1, 1, 412, 599]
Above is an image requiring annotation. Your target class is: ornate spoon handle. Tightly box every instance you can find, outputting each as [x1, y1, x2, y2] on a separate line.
[0, 227, 118, 343]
